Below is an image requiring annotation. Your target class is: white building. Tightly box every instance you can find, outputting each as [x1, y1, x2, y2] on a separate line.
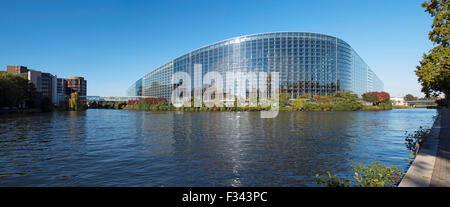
[391, 97, 407, 106]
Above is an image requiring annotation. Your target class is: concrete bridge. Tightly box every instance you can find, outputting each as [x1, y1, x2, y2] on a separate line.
[406, 100, 436, 106]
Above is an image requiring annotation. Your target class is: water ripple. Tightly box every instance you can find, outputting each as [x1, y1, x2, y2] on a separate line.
[0, 108, 436, 186]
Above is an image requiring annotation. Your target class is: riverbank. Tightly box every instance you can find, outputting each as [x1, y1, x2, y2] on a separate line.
[119, 104, 404, 112]
[0, 106, 83, 116]
[0, 108, 43, 115]
[399, 107, 449, 187]
[121, 104, 400, 112]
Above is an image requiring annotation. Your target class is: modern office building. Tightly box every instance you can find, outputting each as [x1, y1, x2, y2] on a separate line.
[127, 32, 383, 101]
[6, 65, 87, 105]
[6, 65, 57, 104]
[56, 78, 67, 104]
[65, 77, 87, 96]
[6, 65, 28, 75]
[40, 72, 57, 103]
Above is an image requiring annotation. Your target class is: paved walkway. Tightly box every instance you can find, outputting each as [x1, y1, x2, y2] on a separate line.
[430, 108, 450, 186]
[399, 108, 449, 187]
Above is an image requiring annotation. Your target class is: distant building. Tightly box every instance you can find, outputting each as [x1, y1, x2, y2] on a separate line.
[66, 77, 87, 96]
[5, 65, 86, 105]
[6, 65, 28, 75]
[391, 97, 407, 106]
[6, 65, 56, 105]
[6, 66, 57, 104]
[26, 69, 42, 90]
[127, 32, 384, 101]
[40, 72, 57, 103]
[56, 78, 67, 104]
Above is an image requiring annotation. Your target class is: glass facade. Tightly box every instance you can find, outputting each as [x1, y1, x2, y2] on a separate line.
[127, 32, 383, 100]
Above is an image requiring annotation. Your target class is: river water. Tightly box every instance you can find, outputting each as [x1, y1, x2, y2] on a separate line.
[0, 108, 436, 186]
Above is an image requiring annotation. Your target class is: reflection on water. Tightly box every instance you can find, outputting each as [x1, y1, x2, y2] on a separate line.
[0, 109, 436, 186]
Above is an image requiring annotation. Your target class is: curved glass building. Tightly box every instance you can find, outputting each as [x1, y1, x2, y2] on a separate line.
[127, 32, 383, 101]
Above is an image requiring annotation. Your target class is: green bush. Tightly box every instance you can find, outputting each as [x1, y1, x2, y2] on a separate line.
[289, 92, 362, 112]
[0, 71, 36, 108]
[351, 162, 403, 187]
[314, 172, 353, 187]
[125, 99, 174, 111]
[405, 126, 431, 156]
[331, 91, 362, 111]
[314, 162, 403, 187]
[279, 93, 291, 106]
[331, 102, 348, 111]
[378, 102, 393, 110]
[292, 98, 307, 111]
[304, 102, 320, 111]
[123, 91, 374, 112]
[319, 102, 333, 111]
[331, 102, 361, 111]
[113, 101, 127, 109]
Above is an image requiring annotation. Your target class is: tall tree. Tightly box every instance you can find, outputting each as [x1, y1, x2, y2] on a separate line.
[69, 92, 85, 111]
[415, 0, 449, 98]
[0, 71, 36, 108]
[404, 94, 419, 101]
[362, 92, 380, 104]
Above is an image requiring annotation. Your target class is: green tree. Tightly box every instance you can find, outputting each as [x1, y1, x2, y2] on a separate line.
[415, 0, 449, 98]
[0, 71, 36, 108]
[404, 94, 419, 101]
[113, 101, 127, 109]
[0, 72, 16, 107]
[68, 92, 85, 111]
[40, 97, 53, 112]
[331, 91, 362, 111]
[362, 92, 379, 104]
[24, 82, 36, 107]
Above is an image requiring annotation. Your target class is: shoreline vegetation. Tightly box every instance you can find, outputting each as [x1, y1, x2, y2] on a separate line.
[0, 71, 88, 114]
[84, 91, 443, 113]
[89, 91, 398, 112]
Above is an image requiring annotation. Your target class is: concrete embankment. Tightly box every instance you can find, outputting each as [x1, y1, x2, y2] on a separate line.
[399, 108, 449, 187]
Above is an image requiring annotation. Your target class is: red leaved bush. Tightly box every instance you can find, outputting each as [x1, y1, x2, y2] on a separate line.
[376, 92, 390, 103]
[127, 98, 166, 105]
[362, 91, 390, 105]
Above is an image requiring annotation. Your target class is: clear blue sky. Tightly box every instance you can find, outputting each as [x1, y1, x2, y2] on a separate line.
[0, 0, 433, 97]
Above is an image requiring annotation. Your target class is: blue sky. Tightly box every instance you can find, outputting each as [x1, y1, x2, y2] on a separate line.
[0, 0, 433, 97]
